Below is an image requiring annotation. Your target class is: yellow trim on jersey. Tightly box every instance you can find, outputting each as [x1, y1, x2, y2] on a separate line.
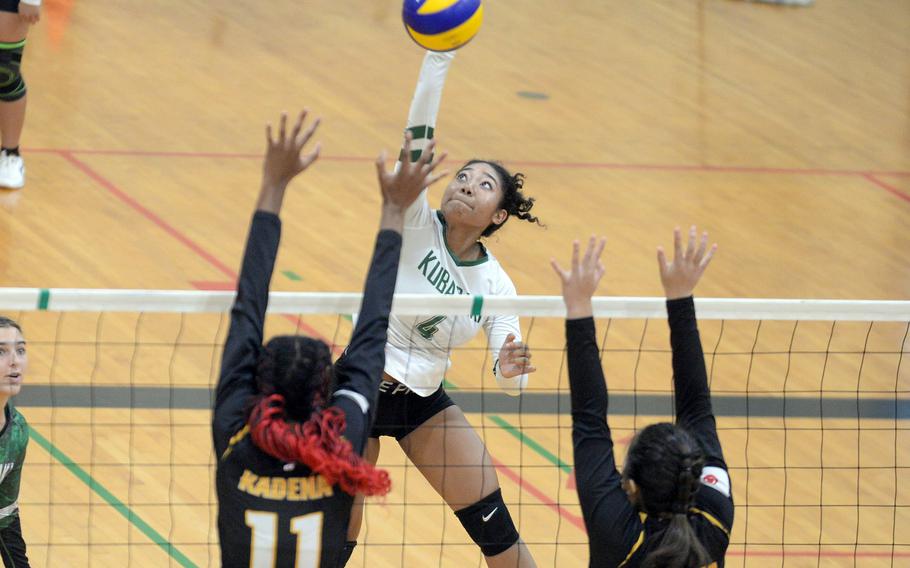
[690, 507, 730, 537]
[618, 512, 648, 567]
[221, 424, 250, 460]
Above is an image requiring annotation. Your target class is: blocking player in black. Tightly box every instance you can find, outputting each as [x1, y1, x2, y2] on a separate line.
[551, 227, 733, 568]
[213, 110, 447, 568]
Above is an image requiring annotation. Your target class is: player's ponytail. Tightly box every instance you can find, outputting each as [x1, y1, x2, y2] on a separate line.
[247, 336, 391, 496]
[624, 423, 709, 568]
[465, 160, 543, 238]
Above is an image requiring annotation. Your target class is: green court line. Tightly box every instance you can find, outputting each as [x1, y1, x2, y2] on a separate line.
[282, 270, 302, 281]
[27, 426, 198, 568]
[487, 414, 573, 475]
[444, 377, 573, 476]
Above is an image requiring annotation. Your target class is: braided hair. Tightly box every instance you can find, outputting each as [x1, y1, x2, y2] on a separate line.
[624, 422, 708, 568]
[463, 160, 543, 238]
[246, 336, 390, 497]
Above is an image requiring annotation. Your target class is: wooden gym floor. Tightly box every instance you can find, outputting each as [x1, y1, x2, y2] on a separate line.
[1, 0, 908, 566]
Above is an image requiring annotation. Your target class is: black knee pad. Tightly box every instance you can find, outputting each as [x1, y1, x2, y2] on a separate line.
[454, 488, 520, 557]
[0, 39, 26, 102]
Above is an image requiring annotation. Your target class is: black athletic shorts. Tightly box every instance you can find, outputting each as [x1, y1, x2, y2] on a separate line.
[0, 1, 20, 15]
[0, 515, 29, 568]
[370, 380, 455, 440]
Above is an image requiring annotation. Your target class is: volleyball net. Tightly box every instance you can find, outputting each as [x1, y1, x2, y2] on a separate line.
[3, 288, 908, 567]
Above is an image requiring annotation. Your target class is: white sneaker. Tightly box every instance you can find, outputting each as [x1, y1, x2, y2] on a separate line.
[0, 151, 25, 189]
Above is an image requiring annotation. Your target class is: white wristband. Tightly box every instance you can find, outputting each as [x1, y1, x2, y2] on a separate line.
[20, 0, 41, 7]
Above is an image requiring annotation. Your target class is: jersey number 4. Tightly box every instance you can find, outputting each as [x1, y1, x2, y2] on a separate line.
[245, 510, 324, 568]
[416, 315, 446, 339]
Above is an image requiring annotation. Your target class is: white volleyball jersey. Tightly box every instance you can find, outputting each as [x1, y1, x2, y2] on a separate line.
[384, 189, 527, 397]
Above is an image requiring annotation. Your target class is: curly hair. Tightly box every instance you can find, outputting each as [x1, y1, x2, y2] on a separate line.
[463, 160, 543, 238]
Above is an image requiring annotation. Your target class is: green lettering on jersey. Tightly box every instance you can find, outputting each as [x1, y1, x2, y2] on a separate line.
[416, 315, 447, 340]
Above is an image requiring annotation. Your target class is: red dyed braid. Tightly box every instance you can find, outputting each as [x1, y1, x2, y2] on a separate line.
[248, 394, 391, 496]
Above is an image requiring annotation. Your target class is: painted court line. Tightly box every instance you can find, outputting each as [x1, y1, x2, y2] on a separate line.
[490, 456, 587, 533]
[27, 426, 197, 568]
[47, 146, 910, 206]
[864, 173, 910, 204]
[60, 150, 331, 344]
[32, 146, 910, 177]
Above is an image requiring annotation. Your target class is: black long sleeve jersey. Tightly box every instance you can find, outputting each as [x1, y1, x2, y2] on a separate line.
[568, 297, 734, 568]
[213, 211, 402, 568]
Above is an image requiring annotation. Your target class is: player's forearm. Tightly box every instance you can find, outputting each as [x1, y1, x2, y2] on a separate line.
[340, 230, 403, 398]
[255, 182, 288, 214]
[668, 297, 714, 423]
[379, 204, 406, 234]
[403, 51, 454, 160]
[566, 317, 609, 418]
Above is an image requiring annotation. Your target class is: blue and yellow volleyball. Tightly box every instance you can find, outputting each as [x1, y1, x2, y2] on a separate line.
[402, 0, 484, 52]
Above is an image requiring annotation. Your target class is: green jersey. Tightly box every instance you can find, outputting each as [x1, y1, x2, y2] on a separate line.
[0, 404, 27, 530]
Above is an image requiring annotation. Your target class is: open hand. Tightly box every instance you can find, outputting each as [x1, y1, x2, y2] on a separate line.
[657, 226, 717, 300]
[551, 236, 607, 319]
[375, 131, 447, 211]
[497, 333, 537, 378]
[262, 110, 321, 191]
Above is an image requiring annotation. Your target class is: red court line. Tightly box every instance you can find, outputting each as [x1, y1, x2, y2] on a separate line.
[60, 150, 331, 343]
[491, 456, 587, 533]
[864, 173, 910, 204]
[31, 147, 910, 177]
[59, 151, 237, 279]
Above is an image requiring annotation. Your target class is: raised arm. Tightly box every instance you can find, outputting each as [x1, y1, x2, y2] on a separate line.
[330, 134, 448, 446]
[396, 51, 456, 228]
[553, 238, 643, 564]
[403, 51, 454, 162]
[657, 226, 726, 467]
[212, 111, 321, 456]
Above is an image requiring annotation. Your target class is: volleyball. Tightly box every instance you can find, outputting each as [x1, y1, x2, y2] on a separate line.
[402, 0, 484, 52]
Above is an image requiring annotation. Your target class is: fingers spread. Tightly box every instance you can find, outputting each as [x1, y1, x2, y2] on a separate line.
[375, 149, 389, 179]
[297, 116, 320, 150]
[278, 112, 288, 144]
[673, 227, 682, 260]
[300, 143, 322, 169]
[694, 230, 708, 262]
[291, 110, 306, 142]
[685, 225, 697, 259]
[550, 258, 568, 281]
[594, 236, 607, 264]
[700, 243, 718, 269]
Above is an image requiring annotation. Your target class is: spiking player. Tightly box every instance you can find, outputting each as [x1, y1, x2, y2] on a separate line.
[344, 51, 542, 568]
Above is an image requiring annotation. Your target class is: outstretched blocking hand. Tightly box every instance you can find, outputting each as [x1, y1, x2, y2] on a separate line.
[657, 226, 718, 300]
[263, 111, 321, 188]
[257, 110, 321, 214]
[375, 131, 448, 211]
[551, 236, 607, 319]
